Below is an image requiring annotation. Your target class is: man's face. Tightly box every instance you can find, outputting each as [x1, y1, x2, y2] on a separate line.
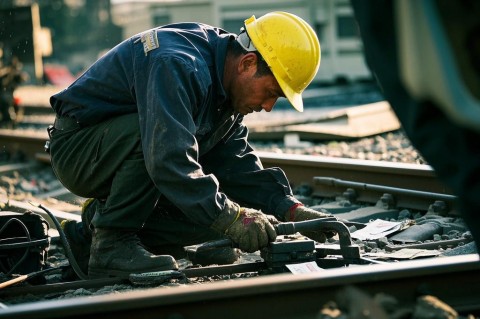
[229, 53, 284, 116]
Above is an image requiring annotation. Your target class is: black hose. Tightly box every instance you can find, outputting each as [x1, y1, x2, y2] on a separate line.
[30, 202, 89, 280]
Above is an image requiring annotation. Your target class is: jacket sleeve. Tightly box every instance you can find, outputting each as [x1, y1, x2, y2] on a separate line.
[135, 55, 238, 228]
[200, 120, 300, 221]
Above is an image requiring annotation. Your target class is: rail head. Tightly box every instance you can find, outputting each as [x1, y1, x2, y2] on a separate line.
[258, 151, 436, 176]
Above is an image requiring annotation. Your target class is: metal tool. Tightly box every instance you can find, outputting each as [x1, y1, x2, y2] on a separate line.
[186, 218, 363, 273]
[273, 218, 362, 269]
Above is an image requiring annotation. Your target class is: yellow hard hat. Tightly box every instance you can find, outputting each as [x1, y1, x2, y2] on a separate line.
[244, 12, 321, 112]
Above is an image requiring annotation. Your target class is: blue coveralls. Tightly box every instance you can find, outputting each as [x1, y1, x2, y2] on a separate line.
[48, 22, 299, 249]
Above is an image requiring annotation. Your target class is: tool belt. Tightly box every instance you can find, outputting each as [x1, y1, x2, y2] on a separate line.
[0, 212, 50, 277]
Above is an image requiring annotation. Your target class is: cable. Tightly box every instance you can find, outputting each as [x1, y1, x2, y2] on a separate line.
[30, 202, 89, 280]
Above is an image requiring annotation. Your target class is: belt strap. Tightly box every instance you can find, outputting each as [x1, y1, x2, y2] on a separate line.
[53, 116, 80, 130]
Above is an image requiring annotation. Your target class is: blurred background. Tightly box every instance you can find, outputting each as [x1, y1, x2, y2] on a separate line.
[0, 0, 373, 89]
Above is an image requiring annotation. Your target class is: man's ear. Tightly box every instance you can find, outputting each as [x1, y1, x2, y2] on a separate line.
[238, 52, 258, 74]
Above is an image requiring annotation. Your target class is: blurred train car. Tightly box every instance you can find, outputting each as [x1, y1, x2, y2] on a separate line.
[351, 0, 480, 248]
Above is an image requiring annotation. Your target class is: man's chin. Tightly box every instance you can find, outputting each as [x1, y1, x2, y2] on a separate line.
[237, 108, 252, 116]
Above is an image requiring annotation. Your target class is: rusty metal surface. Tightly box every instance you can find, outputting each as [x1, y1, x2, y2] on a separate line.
[0, 129, 48, 158]
[313, 177, 457, 214]
[258, 151, 451, 195]
[1, 255, 478, 319]
[0, 131, 449, 196]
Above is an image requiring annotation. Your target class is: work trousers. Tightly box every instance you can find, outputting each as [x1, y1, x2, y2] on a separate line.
[49, 113, 222, 251]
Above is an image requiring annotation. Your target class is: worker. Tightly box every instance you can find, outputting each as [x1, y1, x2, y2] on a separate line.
[48, 12, 332, 279]
[351, 0, 480, 250]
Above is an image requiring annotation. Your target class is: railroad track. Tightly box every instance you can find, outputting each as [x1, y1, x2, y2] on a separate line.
[0, 128, 447, 190]
[0, 123, 479, 318]
[1, 255, 479, 319]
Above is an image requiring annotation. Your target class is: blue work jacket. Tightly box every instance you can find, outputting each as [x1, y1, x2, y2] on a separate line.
[50, 22, 299, 226]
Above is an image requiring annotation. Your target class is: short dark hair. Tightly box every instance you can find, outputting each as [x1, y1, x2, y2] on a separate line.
[228, 38, 273, 77]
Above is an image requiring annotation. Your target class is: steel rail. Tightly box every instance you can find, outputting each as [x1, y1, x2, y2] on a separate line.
[0, 133, 455, 218]
[258, 151, 451, 195]
[314, 177, 457, 213]
[0, 255, 478, 319]
[0, 129, 48, 159]
[1, 132, 450, 197]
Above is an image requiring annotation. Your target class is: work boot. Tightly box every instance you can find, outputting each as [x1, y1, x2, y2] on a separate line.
[60, 199, 100, 280]
[61, 219, 91, 280]
[88, 229, 178, 279]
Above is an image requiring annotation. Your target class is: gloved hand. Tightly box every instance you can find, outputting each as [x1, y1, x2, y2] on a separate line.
[265, 214, 280, 226]
[285, 204, 335, 243]
[226, 208, 277, 253]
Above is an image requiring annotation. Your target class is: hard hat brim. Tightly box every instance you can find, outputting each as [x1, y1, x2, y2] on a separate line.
[277, 78, 304, 112]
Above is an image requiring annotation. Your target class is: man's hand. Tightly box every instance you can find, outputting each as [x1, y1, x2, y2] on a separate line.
[286, 205, 333, 222]
[226, 208, 277, 253]
[285, 204, 335, 243]
[265, 214, 280, 226]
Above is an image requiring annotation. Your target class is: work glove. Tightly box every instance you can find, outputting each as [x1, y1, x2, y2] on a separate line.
[225, 208, 277, 253]
[284, 204, 335, 243]
[265, 214, 280, 226]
